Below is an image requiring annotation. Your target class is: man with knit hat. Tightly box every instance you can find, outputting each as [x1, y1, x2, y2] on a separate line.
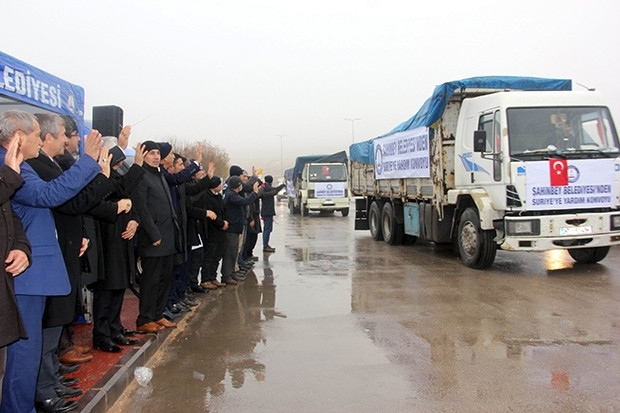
[130, 141, 178, 332]
[222, 175, 259, 285]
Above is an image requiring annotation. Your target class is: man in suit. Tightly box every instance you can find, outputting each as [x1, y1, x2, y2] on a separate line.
[0, 110, 104, 413]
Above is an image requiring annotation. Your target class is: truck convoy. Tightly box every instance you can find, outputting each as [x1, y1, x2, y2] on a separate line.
[350, 76, 620, 269]
[285, 151, 350, 216]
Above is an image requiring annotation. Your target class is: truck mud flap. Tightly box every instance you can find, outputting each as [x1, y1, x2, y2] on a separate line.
[354, 198, 369, 230]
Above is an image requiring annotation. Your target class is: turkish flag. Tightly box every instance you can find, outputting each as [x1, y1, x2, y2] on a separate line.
[549, 158, 568, 186]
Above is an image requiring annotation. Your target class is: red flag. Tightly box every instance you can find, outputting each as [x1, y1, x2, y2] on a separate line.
[549, 158, 568, 186]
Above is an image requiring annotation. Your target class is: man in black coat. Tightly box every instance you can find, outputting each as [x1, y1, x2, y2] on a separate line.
[131, 141, 180, 332]
[89, 142, 146, 352]
[0, 135, 31, 405]
[191, 175, 228, 290]
[222, 176, 259, 285]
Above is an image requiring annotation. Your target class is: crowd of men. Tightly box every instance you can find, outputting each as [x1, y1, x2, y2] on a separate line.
[0, 109, 285, 413]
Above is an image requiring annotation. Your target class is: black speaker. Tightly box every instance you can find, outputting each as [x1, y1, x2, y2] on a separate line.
[92, 105, 123, 137]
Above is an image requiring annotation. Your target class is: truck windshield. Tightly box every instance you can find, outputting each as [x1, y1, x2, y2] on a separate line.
[308, 164, 347, 182]
[507, 106, 620, 158]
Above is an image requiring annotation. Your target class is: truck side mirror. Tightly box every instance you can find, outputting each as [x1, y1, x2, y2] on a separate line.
[473, 130, 487, 153]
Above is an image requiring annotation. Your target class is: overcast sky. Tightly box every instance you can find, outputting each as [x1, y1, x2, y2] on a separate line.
[3, 0, 619, 176]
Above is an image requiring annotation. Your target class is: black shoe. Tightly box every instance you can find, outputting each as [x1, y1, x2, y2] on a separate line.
[191, 285, 207, 293]
[58, 375, 79, 387]
[121, 328, 136, 336]
[54, 383, 83, 398]
[112, 334, 139, 346]
[93, 340, 122, 353]
[36, 397, 78, 413]
[58, 363, 79, 374]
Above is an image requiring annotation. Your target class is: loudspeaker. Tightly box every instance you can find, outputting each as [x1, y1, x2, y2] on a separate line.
[92, 105, 123, 137]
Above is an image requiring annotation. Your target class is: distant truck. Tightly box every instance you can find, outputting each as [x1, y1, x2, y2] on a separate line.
[350, 76, 620, 269]
[285, 151, 350, 216]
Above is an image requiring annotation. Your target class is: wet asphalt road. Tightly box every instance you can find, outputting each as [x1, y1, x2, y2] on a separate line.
[111, 200, 620, 413]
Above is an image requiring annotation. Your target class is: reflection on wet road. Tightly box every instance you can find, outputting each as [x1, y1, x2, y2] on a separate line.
[111, 201, 620, 412]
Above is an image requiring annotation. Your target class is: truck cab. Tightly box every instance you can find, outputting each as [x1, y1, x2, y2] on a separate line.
[451, 90, 620, 266]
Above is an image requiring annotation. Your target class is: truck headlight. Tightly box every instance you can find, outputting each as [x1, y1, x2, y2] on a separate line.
[506, 219, 540, 236]
[611, 214, 620, 231]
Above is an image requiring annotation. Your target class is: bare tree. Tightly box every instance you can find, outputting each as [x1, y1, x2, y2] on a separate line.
[173, 139, 230, 177]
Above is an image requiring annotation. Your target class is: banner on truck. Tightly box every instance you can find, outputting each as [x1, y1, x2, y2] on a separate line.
[525, 159, 615, 210]
[374, 127, 430, 179]
[314, 182, 345, 198]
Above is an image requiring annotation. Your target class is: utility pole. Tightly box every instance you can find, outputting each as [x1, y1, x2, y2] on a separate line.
[344, 118, 361, 144]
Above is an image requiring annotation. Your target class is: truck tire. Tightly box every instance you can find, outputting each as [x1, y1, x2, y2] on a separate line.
[369, 201, 383, 241]
[567, 246, 610, 264]
[457, 208, 496, 269]
[341, 208, 349, 217]
[302, 204, 309, 216]
[382, 202, 405, 245]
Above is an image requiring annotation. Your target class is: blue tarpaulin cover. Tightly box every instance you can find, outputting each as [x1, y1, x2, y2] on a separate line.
[349, 76, 572, 164]
[291, 151, 348, 178]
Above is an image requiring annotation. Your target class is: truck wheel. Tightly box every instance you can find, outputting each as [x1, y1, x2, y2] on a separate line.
[457, 208, 496, 269]
[382, 202, 405, 245]
[369, 201, 383, 241]
[341, 208, 349, 217]
[567, 246, 610, 264]
[302, 205, 309, 216]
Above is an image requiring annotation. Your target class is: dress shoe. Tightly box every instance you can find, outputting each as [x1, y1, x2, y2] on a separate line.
[250, 255, 259, 261]
[122, 328, 136, 336]
[181, 297, 198, 307]
[200, 281, 218, 290]
[94, 340, 122, 353]
[58, 348, 93, 364]
[58, 375, 79, 387]
[58, 363, 79, 374]
[163, 308, 181, 320]
[73, 344, 92, 354]
[232, 272, 246, 282]
[112, 334, 139, 346]
[223, 278, 238, 285]
[137, 322, 165, 333]
[36, 397, 78, 413]
[156, 318, 177, 328]
[171, 302, 190, 313]
[212, 279, 225, 288]
[54, 383, 83, 398]
[191, 285, 207, 293]
[263, 247, 276, 252]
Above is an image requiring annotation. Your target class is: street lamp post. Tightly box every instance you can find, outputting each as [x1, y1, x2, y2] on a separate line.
[276, 134, 286, 178]
[344, 118, 361, 144]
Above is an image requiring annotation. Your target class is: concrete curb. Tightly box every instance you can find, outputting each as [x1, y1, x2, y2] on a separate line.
[76, 328, 172, 413]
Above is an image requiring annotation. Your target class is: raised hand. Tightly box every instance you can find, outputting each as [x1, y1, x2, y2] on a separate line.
[83, 130, 103, 161]
[133, 142, 147, 166]
[99, 146, 111, 178]
[4, 134, 23, 173]
[118, 125, 131, 150]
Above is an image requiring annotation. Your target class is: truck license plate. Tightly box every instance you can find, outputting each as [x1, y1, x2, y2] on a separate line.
[560, 226, 592, 236]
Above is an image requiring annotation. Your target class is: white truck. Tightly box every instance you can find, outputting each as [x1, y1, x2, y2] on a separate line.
[285, 151, 350, 216]
[350, 76, 620, 268]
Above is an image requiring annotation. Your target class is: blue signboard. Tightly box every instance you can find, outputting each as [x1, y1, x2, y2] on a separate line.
[0, 50, 85, 130]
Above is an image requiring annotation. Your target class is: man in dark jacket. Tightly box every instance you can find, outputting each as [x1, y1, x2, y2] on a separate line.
[131, 141, 178, 333]
[259, 175, 286, 252]
[194, 176, 228, 290]
[222, 176, 258, 285]
[0, 135, 31, 406]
